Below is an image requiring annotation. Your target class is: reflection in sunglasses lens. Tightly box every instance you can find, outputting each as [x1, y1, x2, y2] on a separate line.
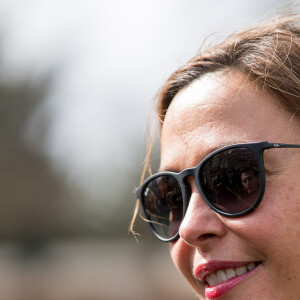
[142, 175, 183, 239]
[200, 147, 260, 213]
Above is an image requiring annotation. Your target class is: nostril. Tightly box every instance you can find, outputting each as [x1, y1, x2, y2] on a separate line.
[197, 233, 216, 242]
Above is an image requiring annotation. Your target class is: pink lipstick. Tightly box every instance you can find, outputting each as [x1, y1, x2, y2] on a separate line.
[194, 260, 261, 298]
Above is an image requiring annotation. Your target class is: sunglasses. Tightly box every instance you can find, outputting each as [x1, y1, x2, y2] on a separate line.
[136, 141, 300, 242]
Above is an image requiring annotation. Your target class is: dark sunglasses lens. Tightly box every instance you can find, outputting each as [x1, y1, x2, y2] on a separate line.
[200, 147, 260, 214]
[142, 175, 183, 240]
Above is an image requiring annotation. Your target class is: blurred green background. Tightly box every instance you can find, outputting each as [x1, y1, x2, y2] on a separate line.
[0, 0, 289, 299]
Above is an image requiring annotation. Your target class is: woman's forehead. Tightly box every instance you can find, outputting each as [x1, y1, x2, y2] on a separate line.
[160, 71, 299, 168]
[163, 71, 292, 132]
[165, 72, 261, 121]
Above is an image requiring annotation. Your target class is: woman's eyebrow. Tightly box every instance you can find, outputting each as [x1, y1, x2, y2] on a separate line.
[158, 141, 246, 173]
[158, 147, 218, 173]
[158, 166, 180, 173]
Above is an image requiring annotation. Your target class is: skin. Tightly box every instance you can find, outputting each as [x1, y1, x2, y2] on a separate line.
[160, 70, 300, 299]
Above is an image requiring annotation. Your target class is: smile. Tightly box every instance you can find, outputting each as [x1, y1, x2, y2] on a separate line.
[195, 261, 261, 298]
[205, 262, 258, 286]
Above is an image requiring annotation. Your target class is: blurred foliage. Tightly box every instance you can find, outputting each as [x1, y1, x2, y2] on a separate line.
[0, 78, 76, 243]
[0, 75, 161, 247]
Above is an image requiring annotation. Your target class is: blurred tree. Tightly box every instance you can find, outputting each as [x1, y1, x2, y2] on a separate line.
[0, 78, 78, 246]
[0, 75, 154, 247]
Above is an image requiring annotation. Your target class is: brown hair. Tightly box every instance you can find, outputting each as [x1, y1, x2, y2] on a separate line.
[130, 12, 300, 237]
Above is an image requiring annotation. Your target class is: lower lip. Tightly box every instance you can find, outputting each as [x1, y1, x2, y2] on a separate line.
[205, 264, 261, 299]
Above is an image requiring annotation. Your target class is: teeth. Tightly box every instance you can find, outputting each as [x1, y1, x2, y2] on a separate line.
[216, 270, 227, 283]
[205, 262, 257, 287]
[225, 268, 236, 280]
[236, 266, 247, 276]
[208, 273, 219, 286]
[247, 263, 255, 271]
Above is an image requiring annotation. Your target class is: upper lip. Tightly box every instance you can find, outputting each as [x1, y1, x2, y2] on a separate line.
[194, 260, 256, 282]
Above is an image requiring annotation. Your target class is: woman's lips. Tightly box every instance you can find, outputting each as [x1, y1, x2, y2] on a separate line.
[194, 260, 261, 298]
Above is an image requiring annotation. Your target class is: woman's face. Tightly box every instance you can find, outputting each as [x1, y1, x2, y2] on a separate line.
[160, 71, 300, 300]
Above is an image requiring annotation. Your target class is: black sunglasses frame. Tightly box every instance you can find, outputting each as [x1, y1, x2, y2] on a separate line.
[136, 141, 300, 242]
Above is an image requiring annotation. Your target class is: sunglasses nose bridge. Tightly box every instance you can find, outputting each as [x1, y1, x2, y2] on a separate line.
[179, 169, 195, 221]
[180, 168, 196, 185]
[179, 168, 199, 203]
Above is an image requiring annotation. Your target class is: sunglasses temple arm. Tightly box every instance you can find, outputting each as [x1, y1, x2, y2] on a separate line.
[265, 142, 300, 149]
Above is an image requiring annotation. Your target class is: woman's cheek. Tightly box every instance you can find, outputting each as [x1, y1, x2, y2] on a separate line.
[170, 240, 206, 299]
[170, 239, 190, 271]
[170, 240, 196, 282]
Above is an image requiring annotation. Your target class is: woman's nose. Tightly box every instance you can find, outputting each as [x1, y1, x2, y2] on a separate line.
[179, 182, 227, 247]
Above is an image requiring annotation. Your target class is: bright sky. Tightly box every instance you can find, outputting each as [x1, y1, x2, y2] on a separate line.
[0, 0, 288, 210]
